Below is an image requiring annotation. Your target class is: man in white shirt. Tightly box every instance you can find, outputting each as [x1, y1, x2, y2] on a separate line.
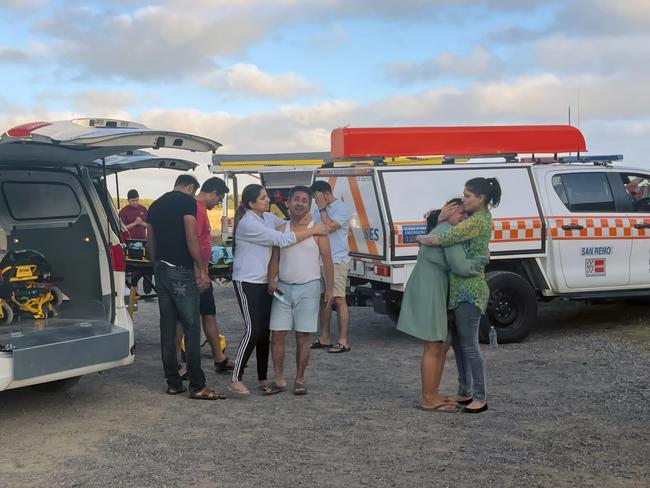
[267, 186, 333, 395]
[310, 180, 353, 353]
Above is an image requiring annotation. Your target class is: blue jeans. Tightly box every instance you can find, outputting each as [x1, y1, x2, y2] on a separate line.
[451, 302, 487, 403]
[155, 262, 205, 392]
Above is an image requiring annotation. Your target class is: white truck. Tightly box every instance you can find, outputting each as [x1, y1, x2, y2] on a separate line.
[213, 125, 650, 343]
[0, 118, 220, 392]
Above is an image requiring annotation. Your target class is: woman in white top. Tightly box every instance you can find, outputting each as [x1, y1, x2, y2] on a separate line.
[230, 184, 327, 396]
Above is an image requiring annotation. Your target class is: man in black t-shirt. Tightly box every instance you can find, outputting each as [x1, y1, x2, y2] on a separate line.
[147, 174, 224, 400]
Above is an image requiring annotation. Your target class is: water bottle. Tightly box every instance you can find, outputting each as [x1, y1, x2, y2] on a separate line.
[489, 326, 498, 348]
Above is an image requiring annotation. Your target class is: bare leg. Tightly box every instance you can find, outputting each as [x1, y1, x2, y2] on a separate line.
[271, 331, 288, 388]
[421, 341, 454, 410]
[295, 332, 311, 384]
[201, 314, 227, 363]
[318, 297, 333, 344]
[334, 297, 349, 347]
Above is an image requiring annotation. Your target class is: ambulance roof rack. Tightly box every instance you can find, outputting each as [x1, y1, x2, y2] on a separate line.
[557, 154, 623, 166]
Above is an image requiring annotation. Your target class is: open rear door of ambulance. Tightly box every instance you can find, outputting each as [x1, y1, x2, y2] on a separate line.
[314, 167, 387, 261]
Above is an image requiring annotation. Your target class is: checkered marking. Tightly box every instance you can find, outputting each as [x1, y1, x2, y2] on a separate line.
[492, 218, 542, 242]
[549, 216, 650, 240]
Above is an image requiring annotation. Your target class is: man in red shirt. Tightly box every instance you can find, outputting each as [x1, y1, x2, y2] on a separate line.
[119, 189, 148, 240]
[186, 177, 234, 373]
[119, 189, 152, 293]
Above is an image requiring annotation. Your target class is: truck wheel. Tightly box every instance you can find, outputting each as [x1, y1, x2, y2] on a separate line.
[480, 271, 537, 343]
[31, 376, 81, 393]
[0, 301, 14, 325]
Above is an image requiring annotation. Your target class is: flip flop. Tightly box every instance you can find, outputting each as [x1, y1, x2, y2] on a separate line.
[328, 342, 351, 353]
[189, 387, 226, 400]
[293, 382, 307, 395]
[228, 384, 250, 397]
[420, 403, 459, 413]
[261, 382, 287, 396]
[310, 340, 333, 350]
[165, 385, 187, 395]
[214, 357, 235, 374]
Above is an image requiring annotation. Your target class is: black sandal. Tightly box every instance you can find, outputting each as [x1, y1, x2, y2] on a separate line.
[310, 340, 333, 350]
[166, 385, 187, 395]
[214, 357, 234, 374]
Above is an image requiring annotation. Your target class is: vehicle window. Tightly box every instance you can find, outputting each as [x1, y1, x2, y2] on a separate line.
[552, 173, 615, 212]
[2, 181, 81, 221]
[619, 173, 650, 213]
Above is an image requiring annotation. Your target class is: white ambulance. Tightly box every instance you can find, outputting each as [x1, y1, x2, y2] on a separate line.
[213, 125, 650, 343]
[0, 118, 220, 392]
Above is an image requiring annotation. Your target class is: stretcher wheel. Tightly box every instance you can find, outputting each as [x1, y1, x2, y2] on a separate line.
[0, 301, 14, 325]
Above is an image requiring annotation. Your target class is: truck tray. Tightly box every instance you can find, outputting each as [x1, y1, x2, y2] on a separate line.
[0, 319, 129, 380]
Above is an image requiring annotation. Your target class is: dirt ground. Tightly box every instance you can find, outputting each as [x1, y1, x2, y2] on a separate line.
[1, 284, 648, 488]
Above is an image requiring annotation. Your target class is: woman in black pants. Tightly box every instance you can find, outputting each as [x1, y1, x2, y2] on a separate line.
[230, 184, 327, 396]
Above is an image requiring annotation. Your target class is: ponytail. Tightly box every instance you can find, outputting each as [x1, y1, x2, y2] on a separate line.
[232, 184, 264, 253]
[465, 177, 501, 208]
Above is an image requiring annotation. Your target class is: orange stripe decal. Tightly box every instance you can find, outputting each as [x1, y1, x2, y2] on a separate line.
[348, 176, 379, 256]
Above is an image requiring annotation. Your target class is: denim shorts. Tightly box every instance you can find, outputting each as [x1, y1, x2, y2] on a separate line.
[269, 279, 321, 333]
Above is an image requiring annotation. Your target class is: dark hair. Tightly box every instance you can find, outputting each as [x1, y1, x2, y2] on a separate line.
[201, 176, 229, 195]
[310, 180, 332, 194]
[126, 189, 139, 200]
[425, 197, 462, 234]
[289, 185, 312, 203]
[233, 184, 265, 251]
[174, 174, 200, 191]
[465, 177, 501, 208]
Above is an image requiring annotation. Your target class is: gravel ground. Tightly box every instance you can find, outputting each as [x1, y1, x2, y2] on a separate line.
[1, 284, 648, 488]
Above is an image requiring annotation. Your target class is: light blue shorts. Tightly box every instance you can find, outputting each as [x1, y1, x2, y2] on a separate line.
[269, 279, 321, 333]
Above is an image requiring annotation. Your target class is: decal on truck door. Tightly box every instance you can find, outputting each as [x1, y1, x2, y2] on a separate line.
[585, 258, 606, 277]
[325, 174, 385, 259]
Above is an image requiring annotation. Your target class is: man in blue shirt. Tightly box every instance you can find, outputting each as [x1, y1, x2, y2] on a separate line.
[310, 181, 353, 353]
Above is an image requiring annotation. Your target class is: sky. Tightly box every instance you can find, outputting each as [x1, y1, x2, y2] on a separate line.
[1, 0, 649, 198]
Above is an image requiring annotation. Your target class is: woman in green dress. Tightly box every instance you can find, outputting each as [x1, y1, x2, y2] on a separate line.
[417, 177, 501, 414]
[397, 198, 488, 412]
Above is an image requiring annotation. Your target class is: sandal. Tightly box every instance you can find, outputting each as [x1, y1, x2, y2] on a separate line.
[293, 382, 307, 395]
[328, 342, 351, 354]
[261, 382, 287, 396]
[214, 357, 235, 374]
[166, 385, 187, 395]
[310, 340, 333, 350]
[189, 387, 226, 400]
[420, 402, 459, 413]
[228, 383, 250, 397]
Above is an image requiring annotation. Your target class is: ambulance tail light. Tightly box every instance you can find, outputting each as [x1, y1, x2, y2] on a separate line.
[374, 265, 391, 277]
[6, 121, 51, 138]
[110, 244, 126, 272]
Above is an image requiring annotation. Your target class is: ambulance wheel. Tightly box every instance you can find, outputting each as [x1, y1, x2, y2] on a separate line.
[0, 302, 14, 325]
[480, 271, 537, 343]
[31, 376, 81, 393]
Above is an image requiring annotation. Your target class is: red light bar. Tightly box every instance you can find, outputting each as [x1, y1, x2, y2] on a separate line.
[6, 121, 51, 138]
[330, 125, 587, 159]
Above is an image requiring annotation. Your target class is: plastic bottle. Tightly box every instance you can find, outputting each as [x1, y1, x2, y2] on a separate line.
[489, 326, 498, 348]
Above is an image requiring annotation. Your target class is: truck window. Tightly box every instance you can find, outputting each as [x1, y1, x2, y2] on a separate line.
[2, 181, 81, 221]
[552, 173, 615, 212]
[619, 173, 650, 212]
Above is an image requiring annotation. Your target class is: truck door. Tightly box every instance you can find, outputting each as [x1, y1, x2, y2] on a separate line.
[612, 171, 650, 287]
[546, 170, 632, 290]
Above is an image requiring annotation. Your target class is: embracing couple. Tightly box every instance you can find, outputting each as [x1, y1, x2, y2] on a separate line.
[397, 177, 501, 414]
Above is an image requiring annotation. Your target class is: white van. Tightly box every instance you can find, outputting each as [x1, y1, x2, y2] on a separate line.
[0, 118, 220, 392]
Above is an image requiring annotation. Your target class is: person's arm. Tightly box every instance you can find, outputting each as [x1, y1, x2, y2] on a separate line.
[145, 224, 156, 262]
[417, 215, 482, 247]
[267, 246, 280, 295]
[444, 244, 489, 277]
[184, 215, 209, 290]
[240, 216, 328, 248]
[317, 235, 334, 307]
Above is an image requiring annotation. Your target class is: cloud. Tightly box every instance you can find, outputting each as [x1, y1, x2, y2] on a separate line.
[195, 64, 322, 100]
[0, 0, 47, 10]
[386, 46, 504, 84]
[0, 46, 31, 64]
